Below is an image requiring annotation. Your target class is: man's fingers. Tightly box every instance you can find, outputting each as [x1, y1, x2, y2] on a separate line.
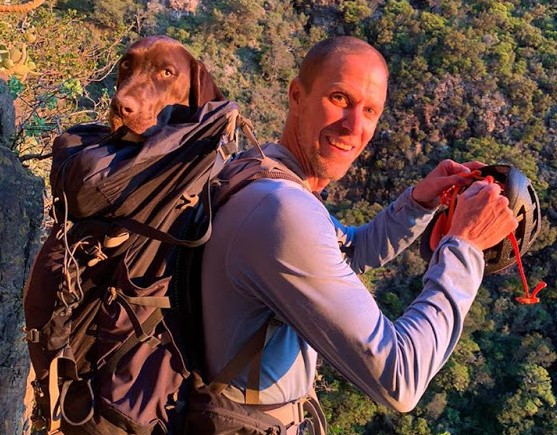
[501, 205, 519, 233]
[462, 161, 487, 171]
[460, 180, 502, 198]
[446, 173, 478, 188]
[438, 159, 471, 176]
[415, 160, 494, 209]
[459, 181, 484, 197]
[448, 179, 518, 251]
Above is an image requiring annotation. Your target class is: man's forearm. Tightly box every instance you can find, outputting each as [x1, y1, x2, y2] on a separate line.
[339, 187, 437, 272]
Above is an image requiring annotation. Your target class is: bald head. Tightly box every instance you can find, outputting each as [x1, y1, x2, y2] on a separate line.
[298, 37, 388, 93]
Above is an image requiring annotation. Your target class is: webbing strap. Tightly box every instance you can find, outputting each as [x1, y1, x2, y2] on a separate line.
[59, 379, 94, 426]
[245, 340, 264, 405]
[303, 391, 328, 435]
[112, 288, 171, 309]
[111, 291, 167, 343]
[47, 349, 94, 433]
[264, 399, 305, 428]
[48, 357, 62, 433]
[115, 212, 210, 248]
[262, 389, 327, 435]
[160, 317, 189, 377]
[102, 308, 164, 374]
[111, 134, 235, 249]
[208, 318, 272, 398]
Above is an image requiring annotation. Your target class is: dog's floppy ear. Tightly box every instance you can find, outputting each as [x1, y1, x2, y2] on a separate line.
[189, 60, 225, 108]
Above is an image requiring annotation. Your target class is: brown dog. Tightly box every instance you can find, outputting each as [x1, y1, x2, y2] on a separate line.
[109, 35, 224, 142]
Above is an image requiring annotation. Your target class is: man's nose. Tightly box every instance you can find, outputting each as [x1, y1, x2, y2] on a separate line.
[341, 107, 364, 135]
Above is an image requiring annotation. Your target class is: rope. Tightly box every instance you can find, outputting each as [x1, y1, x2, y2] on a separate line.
[508, 233, 547, 304]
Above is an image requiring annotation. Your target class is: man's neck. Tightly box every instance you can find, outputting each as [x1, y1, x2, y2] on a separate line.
[278, 132, 329, 194]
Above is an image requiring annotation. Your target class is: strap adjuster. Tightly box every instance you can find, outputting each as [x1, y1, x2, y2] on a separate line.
[23, 327, 40, 343]
[296, 399, 305, 424]
[103, 231, 129, 248]
[177, 193, 199, 210]
[141, 335, 161, 348]
[264, 397, 306, 427]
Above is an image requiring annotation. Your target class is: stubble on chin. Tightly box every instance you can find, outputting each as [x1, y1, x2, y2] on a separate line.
[309, 145, 351, 182]
[294, 124, 349, 182]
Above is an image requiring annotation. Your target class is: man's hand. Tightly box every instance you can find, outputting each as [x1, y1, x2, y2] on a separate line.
[412, 159, 485, 209]
[447, 180, 518, 251]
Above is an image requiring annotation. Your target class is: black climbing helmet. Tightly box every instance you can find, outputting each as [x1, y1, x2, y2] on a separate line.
[420, 164, 542, 274]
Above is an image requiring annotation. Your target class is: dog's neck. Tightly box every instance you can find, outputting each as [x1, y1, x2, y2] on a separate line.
[121, 131, 145, 143]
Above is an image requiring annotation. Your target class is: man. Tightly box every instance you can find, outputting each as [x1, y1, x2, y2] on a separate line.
[192, 36, 517, 433]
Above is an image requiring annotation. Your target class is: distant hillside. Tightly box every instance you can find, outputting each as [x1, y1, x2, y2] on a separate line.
[2, 1, 556, 433]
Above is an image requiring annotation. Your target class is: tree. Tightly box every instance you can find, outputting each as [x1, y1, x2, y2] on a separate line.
[1, 7, 126, 178]
[497, 365, 556, 435]
[0, 0, 45, 13]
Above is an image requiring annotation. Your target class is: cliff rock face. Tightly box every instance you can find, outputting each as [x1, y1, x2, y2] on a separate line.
[0, 79, 14, 148]
[0, 80, 44, 434]
[168, 0, 198, 13]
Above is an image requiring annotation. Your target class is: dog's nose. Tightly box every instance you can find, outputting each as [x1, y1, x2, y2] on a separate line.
[111, 95, 137, 117]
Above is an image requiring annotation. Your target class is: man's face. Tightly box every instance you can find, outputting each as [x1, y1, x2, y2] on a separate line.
[290, 52, 388, 189]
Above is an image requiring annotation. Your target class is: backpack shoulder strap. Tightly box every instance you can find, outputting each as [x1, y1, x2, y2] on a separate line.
[212, 151, 311, 211]
[215, 115, 311, 209]
[207, 317, 275, 402]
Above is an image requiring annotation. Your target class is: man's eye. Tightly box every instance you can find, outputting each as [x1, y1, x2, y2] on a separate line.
[330, 93, 348, 106]
[364, 107, 375, 116]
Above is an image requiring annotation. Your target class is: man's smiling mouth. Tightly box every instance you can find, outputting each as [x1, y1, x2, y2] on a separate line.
[326, 135, 354, 152]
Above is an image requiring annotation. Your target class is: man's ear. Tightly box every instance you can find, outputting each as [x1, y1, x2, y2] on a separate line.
[189, 60, 225, 109]
[288, 77, 304, 112]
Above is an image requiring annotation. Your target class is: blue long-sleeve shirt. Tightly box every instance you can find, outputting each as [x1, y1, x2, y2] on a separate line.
[201, 143, 484, 411]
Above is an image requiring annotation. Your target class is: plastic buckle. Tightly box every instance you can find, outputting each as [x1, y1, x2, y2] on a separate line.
[142, 335, 161, 348]
[222, 138, 239, 157]
[216, 143, 230, 165]
[22, 327, 40, 343]
[177, 193, 199, 210]
[296, 399, 305, 424]
[106, 287, 118, 305]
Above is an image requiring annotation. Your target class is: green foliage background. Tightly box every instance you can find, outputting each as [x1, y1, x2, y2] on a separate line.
[4, 0, 557, 433]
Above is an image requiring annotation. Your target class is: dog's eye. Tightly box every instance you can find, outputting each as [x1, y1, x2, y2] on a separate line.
[120, 60, 131, 70]
[162, 69, 173, 78]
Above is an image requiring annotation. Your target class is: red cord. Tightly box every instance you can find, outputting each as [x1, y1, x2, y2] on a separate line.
[508, 232, 547, 304]
[439, 171, 545, 305]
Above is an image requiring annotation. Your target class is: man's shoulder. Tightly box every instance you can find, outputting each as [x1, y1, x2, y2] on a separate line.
[215, 176, 328, 236]
[236, 176, 317, 215]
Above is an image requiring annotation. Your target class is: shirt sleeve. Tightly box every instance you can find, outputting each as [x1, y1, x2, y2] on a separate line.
[226, 182, 485, 412]
[332, 187, 437, 273]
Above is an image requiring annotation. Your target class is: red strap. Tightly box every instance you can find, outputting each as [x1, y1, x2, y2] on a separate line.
[429, 213, 448, 252]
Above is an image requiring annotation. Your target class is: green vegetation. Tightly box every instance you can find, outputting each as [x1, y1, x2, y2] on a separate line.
[5, 0, 557, 433]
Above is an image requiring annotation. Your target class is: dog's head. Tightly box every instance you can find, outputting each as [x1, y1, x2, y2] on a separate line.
[109, 35, 224, 142]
